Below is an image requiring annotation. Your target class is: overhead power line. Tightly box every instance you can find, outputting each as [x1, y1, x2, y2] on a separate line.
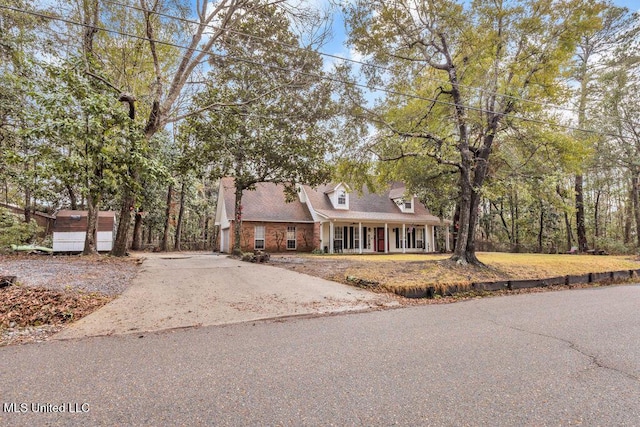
[0, 4, 634, 139]
[100, 0, 587, 116]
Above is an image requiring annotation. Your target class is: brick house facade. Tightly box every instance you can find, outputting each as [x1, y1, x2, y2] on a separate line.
[215, 177, 450, 254]
[233, 221, 319, 253]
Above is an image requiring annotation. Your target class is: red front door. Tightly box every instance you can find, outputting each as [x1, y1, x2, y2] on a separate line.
[376, 228, 385, 252]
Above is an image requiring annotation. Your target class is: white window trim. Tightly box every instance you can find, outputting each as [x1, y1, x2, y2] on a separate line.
[354, 227, 360, 250]
[338, 191, 347, 205]
[333, 185, 349, 210]
[416, 227, 424, 249]
[286, 226, 296, 250]
[254, 225, 265, 250]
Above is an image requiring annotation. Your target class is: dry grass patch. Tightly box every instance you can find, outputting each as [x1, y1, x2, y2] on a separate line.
[475, 252, 639, 278]
[271, 252, 640, 294]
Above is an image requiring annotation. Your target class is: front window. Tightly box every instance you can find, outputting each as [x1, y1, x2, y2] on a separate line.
[354, 227, 360, 249]
[286, 226, 296, 250]
[338, 190, 346, 205]
[254, 226, 265, 250]
[404, 200, 412, 209]
[334, 226, 343, 252]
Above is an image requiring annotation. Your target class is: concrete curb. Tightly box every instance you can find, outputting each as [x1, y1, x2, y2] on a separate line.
[395, 268, 640, 299]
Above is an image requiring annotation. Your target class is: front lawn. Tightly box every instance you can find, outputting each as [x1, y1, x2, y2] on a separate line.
[270, 252, 640, 293]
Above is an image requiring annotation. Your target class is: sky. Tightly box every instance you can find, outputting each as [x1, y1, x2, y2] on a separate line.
[321, 0, 640, 66]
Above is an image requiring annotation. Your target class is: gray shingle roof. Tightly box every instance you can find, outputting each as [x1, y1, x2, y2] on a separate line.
[302, 183, 442, 224]
[220, 178, 443, 225]
[221, 177, 314, 223]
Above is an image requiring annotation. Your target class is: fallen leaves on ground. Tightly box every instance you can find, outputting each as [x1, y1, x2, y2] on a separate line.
[0, 285, 114, 329]
[0, 253, 140, 346]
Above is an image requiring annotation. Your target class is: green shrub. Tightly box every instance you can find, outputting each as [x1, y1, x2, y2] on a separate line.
[593, 237, 635, 255]
[0, 208, 42, 250]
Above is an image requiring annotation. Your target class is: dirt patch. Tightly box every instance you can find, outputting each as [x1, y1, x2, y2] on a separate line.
[0, 254, 140, 346]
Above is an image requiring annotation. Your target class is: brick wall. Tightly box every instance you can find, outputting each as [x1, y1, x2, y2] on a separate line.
[229, 221, 317, 253]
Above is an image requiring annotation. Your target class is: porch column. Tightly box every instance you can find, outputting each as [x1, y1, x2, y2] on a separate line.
[445, 224, 450, 251]
[320, 222, 324, 252]
[329, 221, 334, 253]
[424, 225, 428, 253]
[432, 225, 437, 252]
[402, 223, 406, 254]
[358, 222, 363, 254]
[384, 223, 388, 253]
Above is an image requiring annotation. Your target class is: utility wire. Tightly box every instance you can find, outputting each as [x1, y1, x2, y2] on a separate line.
[100, 0, 589, 116]
[0, 4, 633, 139]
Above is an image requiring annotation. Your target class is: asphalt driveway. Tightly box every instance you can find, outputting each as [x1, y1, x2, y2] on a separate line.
[54, 253, 397, 340]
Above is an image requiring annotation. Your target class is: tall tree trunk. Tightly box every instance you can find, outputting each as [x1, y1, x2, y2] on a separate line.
[451, 168, 473, 264]
[82, 0, 99, 57]
[203, 216, 210, 251]
[174, 180, 186, 251]
[564, 212, 573, 251]
[452, 204, 460, 251]
[514, 190, 520, 252]
[632, 171, 640, 248]
[23, 187, 31, 223]
[624, 189, 632, 244]
[67, 185, 78, 210]
[161, 183, 173, 252]
[131, 209, 143, 250]
[510, 189, 516, 246]
[464, 187, 483, 264]
[232, 184, 244, 256]
[557, 184, 574, 251]
[111, 94, 137, 256]
[112, 189, 133, 256]
[575, 59, 589, 253]
[147, 222, 153, 245]
[491, 200, 511, 241]
[83, 193, 100, 255]
[538, 200, 545, 253]
[509, 183, 521, 251]
[575, 175, 588, 252]
[594, 190, 601, 248]
[464, 131, 498, 263]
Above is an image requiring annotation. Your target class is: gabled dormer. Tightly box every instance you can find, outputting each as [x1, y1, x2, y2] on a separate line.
[326, 183, 350, 210]
[389, 186, 415, 213]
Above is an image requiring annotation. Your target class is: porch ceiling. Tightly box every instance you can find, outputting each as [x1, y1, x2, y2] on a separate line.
[315, 209, 443, 225]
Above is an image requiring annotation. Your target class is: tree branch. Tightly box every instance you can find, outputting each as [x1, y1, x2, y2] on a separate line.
[84, 70, 122, 94]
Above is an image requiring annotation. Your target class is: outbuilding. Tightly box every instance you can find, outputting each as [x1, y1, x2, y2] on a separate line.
[52, 210, 116, 252]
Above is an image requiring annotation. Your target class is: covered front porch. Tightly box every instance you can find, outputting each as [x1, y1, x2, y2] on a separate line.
[319, 221, 450, 254]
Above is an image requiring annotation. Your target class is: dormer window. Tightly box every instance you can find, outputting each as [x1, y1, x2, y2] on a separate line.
[338, 191, 347, 206]
[327, 183, 350, 209]
[394, 196, 415, 213]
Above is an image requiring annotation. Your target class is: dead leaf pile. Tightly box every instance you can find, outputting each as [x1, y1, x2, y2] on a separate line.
[0, 285, 113, 329]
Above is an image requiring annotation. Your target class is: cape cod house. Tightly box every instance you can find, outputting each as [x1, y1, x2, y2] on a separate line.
[215, 177, 451, 254]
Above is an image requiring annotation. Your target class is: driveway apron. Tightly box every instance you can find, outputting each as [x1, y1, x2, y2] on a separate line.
[54, 253, 394, 339]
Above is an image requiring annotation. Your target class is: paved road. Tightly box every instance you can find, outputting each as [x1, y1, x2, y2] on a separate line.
[2, 285, 640, 426]
[55, 253, 396, 339]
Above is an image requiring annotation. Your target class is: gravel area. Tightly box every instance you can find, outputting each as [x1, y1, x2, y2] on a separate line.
[0, 254, 141, 346]
[0, 254, 140, 295]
